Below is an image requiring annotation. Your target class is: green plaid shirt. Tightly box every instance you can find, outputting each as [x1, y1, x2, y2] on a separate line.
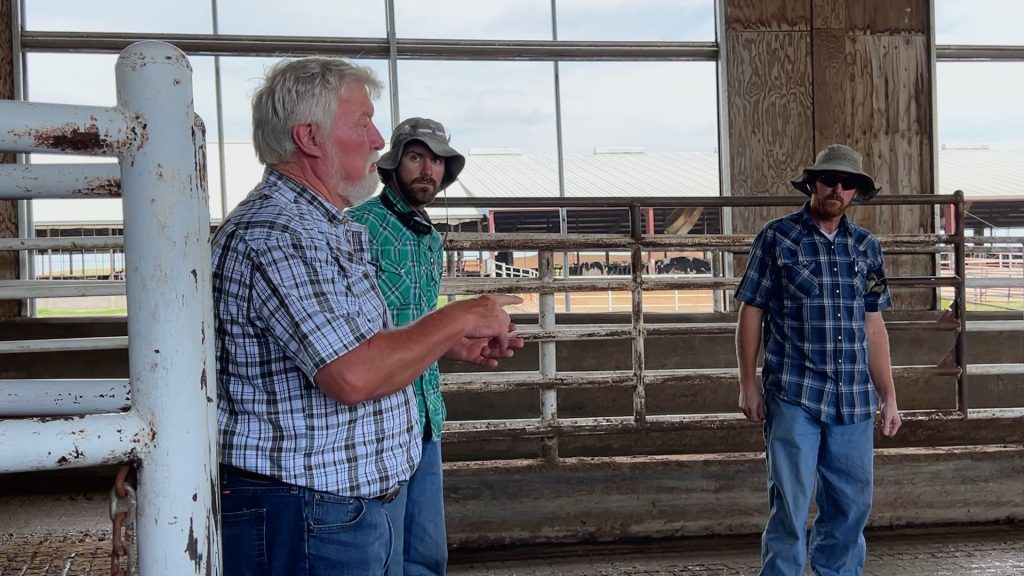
[346, 187, 446, 441]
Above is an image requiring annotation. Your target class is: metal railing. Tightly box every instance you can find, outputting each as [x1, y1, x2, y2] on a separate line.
[0, 41, 219, 575]
[436, 194, 1024, 459]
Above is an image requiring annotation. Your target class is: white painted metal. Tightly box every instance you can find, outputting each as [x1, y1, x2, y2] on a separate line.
[0, 102, 128, 156]
[0, 163, 120, 199]
[0, 40, 220, 575]
[0, 279, 125, 298]
[0, 236, 125, 251]
[0, 412, 148, 473]
[116, 41, 220, 575]
[538, 250, 559, 461]
[0, 336, 128, 353]
[0, 378, 130, 416]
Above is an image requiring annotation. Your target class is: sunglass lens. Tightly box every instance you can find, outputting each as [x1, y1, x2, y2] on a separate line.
[819, 174, 856, 191]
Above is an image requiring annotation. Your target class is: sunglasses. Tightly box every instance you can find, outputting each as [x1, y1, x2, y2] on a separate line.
[816, 173, 859, 191]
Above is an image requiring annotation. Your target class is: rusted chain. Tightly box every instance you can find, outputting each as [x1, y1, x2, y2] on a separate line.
[109, 464, 137, 576]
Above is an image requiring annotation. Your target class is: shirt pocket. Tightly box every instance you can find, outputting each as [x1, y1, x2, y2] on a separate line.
[778, 252, 820, 299]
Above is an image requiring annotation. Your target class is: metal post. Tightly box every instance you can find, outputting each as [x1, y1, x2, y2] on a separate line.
[538, 249, 559, 462]
[629, 204, 647, 425]
[116, 41, 220, 575]
[953, 190, 968, 418]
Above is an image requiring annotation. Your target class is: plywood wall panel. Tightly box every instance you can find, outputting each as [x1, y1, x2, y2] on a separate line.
[726, 0, 810, 31]
[812, 0, 845, 29]
[726, 31, 814, 235]
[845, 0, 929, 34]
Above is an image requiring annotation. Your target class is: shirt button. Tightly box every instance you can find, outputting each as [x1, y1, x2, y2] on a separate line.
[835, 289, 840, 294]
[836, 313, 841, 318]
[833, 267, 838, 272]
[838, 336, 843, 340]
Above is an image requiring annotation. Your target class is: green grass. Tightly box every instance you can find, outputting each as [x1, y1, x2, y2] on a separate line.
[36, 307, 127, 317]
[939, 299, 1024, 312]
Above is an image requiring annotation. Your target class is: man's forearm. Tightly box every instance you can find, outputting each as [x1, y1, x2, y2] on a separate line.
[736, 304, 763, 385]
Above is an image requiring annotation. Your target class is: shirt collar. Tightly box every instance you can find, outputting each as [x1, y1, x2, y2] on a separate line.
[265, 168, 347, 227]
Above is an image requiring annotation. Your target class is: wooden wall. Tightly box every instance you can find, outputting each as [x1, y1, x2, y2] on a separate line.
[725, 0, 935, 309]
[0, 0, 19, 319]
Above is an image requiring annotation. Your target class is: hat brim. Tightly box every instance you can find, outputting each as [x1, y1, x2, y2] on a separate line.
[377, 137, 465, 190]
[790, 169, 881, 203]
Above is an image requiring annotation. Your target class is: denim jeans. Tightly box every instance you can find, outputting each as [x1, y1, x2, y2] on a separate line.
[384, 438, 448, 576]
[220, 465, 394, 576]
[761, 393, 874, 576]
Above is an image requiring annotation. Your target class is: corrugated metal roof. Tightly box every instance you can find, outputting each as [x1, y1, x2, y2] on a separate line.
[28, 144, 1024, 225]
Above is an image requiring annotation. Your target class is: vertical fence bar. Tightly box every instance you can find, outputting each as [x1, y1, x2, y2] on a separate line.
[538, 250, 559, 461]
[117, 41, 220, 575]
[629, 204, 647, 425]
[953, 190, 968, 419]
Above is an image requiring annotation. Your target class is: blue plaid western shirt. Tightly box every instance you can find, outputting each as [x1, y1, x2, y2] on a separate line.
[735, 203, 892, 424]
[212, 169, 420, 498]
[346, 186, 446, 441]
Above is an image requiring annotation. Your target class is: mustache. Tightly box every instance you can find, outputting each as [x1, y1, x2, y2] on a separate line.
[411, 177, 437, 186]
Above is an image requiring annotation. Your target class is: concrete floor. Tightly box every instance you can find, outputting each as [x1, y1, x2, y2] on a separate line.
[3, 488, 1024, 575]
[448, 525, 1024, 575]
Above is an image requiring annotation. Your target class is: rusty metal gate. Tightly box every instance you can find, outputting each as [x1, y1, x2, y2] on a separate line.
[436, 195, 1024, 461]
[0, 41, 219, 575]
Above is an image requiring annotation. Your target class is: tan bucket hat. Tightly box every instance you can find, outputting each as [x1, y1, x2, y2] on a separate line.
[790, 144, 881, 202]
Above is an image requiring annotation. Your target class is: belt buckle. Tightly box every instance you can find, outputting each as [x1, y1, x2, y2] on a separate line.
[379, 484, 401, 504]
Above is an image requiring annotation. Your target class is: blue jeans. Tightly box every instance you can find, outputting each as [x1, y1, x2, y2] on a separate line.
[220, 465, 394, 575]
[384, 438, 448, 576]
[761, 393, 874, 576]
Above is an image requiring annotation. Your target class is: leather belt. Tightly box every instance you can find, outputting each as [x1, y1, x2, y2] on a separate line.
[222, 465, 402, 503]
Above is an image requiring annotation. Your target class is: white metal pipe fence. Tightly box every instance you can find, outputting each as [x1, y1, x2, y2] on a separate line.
[0, 41, 219, 575]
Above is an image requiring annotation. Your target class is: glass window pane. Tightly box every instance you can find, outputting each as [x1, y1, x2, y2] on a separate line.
[938, 62, 1024, 148]
[558, 61, 719, 197]
[556, 0, 715, 42]
[26, 53, 221, 220]
[935, 0, 1024, 45]
[24, 0, 211, 33]
[216, 57, 392, 218]
[217, 0, 385, 36]
[396, 60, 559, 206]
[395, 0, 551, 40]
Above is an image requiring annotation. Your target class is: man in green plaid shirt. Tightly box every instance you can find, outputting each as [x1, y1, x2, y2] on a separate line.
[348, 117, 522, 576]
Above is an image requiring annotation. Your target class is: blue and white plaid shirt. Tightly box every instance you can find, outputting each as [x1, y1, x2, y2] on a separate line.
[212, 169, 420, 498]
[735, 203, 892, 424]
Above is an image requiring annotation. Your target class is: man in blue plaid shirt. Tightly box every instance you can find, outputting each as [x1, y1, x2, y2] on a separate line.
[213, 58, 522, 576]
[735, 144, 902, 576]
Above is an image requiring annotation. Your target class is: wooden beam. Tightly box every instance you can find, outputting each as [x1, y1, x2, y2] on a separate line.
[664, 207, 705, 235]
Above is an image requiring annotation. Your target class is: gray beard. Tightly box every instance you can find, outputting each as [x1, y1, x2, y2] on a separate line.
[344, 171, 381, 206]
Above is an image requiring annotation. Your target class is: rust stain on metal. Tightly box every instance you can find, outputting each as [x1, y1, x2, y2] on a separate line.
[184, 518, 202, 569]
[73, 176, 121, 197]
[191, 268, 198, 286]
[200, 367, 208, 392]
[156, 162, 165, 182]
[17, 123, 114, 154]
[56, 445, 86, 466]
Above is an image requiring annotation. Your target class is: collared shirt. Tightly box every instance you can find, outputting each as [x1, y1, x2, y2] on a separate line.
[346, 186, 446, 441]
[212, 169, 420, 498]
[734, 203, 892, 424]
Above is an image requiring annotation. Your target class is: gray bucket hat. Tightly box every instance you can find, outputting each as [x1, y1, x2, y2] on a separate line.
[790, 143, 881, 202]
[377, 117, 465, 190]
